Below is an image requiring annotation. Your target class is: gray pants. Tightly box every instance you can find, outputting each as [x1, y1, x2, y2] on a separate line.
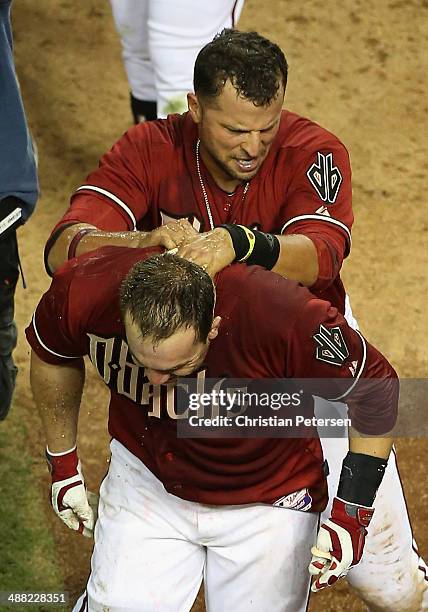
[0, 230, 19, 420]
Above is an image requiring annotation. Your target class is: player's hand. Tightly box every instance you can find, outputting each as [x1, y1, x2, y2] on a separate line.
[139, 218, 198, 250]
[309, 497, 374, 592]
[176, 227, 235, 277]
[46, 447, 98, 538]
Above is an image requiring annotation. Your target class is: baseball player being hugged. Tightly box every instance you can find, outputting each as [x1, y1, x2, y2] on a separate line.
[43, 29, 427, 610]
[28, 248, 398, 611]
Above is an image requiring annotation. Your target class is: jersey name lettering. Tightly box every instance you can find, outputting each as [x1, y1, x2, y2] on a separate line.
[87, 333, 208, 419]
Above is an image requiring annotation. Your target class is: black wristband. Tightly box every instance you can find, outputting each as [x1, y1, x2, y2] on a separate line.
[219, 224, 250, 260]
[337, 451, 388, 507]
[220, 224, 280, 270]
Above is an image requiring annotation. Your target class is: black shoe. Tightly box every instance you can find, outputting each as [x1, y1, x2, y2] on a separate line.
[130, 94, 157, 124]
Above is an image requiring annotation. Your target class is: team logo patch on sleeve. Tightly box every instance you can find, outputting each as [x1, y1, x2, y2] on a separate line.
[307, 152, 342, 203]
[313, 324, 349, 366]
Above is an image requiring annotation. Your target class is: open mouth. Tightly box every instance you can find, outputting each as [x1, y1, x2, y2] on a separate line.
[235, 158, 258, 172]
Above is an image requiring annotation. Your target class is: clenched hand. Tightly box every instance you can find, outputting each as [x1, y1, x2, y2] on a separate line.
[140, 218, 198, 250]
[177, 227, 235, 277]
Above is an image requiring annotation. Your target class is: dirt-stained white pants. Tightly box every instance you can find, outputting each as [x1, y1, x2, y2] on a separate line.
[73, 439, 318, 612]
[315, 296, 428, 611]
[109, 0, 245, 117]
[318, 429, 428, 611]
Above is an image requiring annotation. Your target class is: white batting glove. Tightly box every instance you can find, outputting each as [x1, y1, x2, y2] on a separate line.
[46, 446, 98, 538]
[309, 497, 374, 592]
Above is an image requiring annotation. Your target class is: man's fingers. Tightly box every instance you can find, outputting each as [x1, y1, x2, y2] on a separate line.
[174, 229, 232, 276]
[176, 243, 200, 261]
[308, 555, 329, 576]
[161, 219, 198, 246]
[177, 218, 198, 236]
[82, 525, 94, 538]
[146, 221, 193, 249]
[309, 529, 335, 587]
[177, 240, 209, 259]
[78, 521, 95, 538]
[159, 235, 177, 250]
[59, 493, 97, 538]
[312, 574, 338, 592]
[309, 545, 332, 575]
[169, 239, 208, 268]
[310, 546, 332, 561]
[48, 452, 98, 538]
[59, 505, 94, 534]
[176, 235, 200, 251]
[76, 521, 94, 538]
[58, 508, 81, 531]
[311, 557, 341, 592]
[81, 491, 99, 537]
[67, 494, 93, 520]
[159, 230, 198, 249]
[310, 551, 350, 592]
[56, 484, 95, 534]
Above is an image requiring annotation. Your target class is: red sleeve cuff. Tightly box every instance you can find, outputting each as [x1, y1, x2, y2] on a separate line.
[309, 235, 343, 291]
[25, 318, 83, 366]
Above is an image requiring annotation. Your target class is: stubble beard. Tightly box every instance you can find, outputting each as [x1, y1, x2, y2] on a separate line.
[202, 140, 260, 187]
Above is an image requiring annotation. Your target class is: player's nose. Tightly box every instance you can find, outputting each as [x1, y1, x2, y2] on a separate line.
[241, 131, 262, 158]
[145, 369, 170, 385]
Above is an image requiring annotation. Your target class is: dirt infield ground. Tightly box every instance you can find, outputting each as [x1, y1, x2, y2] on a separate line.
[7, 0, 428, 610]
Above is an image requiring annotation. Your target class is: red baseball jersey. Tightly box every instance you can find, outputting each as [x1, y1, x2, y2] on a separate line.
[26, 247, 397, 512]
[47, 110, 353, 311]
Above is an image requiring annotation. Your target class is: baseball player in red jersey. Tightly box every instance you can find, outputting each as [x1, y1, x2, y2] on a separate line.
[27, 248, 397, 611]
[43, 30, 427, 610]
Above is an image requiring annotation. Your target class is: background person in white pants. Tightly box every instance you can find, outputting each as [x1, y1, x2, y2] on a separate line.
[110, 0, 245, 122]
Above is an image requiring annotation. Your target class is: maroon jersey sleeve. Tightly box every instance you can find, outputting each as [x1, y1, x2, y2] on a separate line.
[288, 298, 398, 435]
[53, 124, 156, 234]
[279, 137, 353, 291]
[25, 262, 88, 365]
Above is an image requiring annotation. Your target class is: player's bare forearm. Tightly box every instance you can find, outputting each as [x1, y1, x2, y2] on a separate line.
[273, 234, 318, 287]
[47, 219, 197, 274]
[47, 223, 150, 273]
[177, 228, 320, 283]
[348, 426, 393, 460]
[30, 351, 85, 453]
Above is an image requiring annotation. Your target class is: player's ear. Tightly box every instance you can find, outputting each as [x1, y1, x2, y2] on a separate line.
[187, 93, 202, 124]
[207, 316, 221, 341]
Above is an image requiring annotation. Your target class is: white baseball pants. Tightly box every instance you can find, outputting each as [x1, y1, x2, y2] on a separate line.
[109, 0, 245, 118]
[73, 439, 318, 612]
[315, 296, 428, 610]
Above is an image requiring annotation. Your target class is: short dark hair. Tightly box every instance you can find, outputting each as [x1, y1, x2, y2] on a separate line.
[119, 254, 215, 345]
[194, 29, 288, 106]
